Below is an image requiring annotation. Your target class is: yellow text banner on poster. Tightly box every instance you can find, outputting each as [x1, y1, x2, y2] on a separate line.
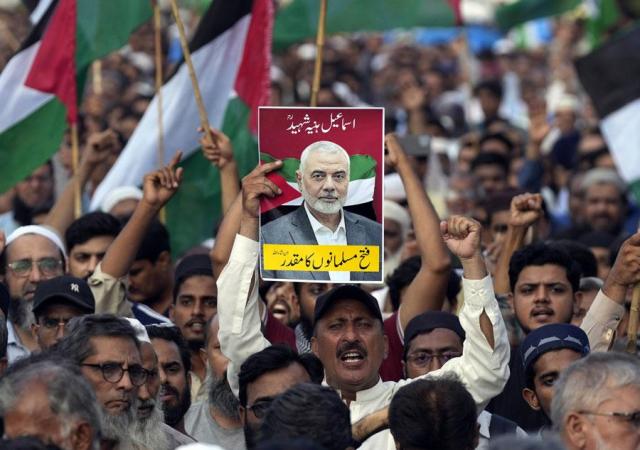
[263, 244, 380, 272]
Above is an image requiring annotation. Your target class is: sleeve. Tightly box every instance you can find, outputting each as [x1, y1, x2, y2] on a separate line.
[217, 234, 271, 397]
[88, 262, 133, 317]
[396, 276, 511, 410]
[580, 290, 625, 352]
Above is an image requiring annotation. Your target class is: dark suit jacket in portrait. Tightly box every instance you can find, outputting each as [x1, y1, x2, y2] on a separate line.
[260, 205, 382, 282]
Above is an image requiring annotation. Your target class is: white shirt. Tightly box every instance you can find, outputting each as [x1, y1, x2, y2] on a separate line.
[303, 202, 349, 282]
[7, 320, 30, 364]
[218, 234, 511, 450]
[476, 410, 527, 449]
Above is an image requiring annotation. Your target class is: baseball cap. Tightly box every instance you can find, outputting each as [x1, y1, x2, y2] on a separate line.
[32, 276, 95, 317]
[404, 311, 466, 347]
[521, 323, 590, 375]
[314, 284, 382, 324]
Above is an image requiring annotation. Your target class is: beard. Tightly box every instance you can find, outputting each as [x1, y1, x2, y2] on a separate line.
[131, 397, 171, 450]
[209, 372, 241, 421]
[8, 297, 35, 330]
[161, 382, 191, 427]
[100, 402, 136, 449]
[300, 184, 346, 215]
[384, 249, 403, 279]
[244, 422, 259, 450]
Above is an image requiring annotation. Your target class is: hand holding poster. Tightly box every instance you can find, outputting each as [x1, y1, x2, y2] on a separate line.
[258, 107, 384, 283]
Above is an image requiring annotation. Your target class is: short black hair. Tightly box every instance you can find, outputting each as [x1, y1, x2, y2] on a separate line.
[259, 383, 352, 450]
[389, 376, 477, 450]
[479, 132, 514, 154]
[470, 152, 509, 175]
[238, 345, 323, 407]
[145, 324, 192, 373]
[509, 243, 581, 293]
[386, 256, 421, 311]
[134, 219, 170, 263]
[473, 79, 503, 99]
[548, 240, 598, 278]
[65, 212, 121, 252]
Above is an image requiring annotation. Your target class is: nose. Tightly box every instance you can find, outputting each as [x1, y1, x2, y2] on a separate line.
[138, 381, 151, 401]
[117, 368, 134, 391]
[322, 177, 336, 193]
[55, 324, 66, 341]
[88, 255, 100, 274]
[158, 368, 168, 384]
[29, 264, 43, 283]
[192, 299, 204, 316]
[428, 356, 444, 373]
[533, 285, 550, 303]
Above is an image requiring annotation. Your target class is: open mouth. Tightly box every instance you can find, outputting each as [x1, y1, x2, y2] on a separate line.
[138, 404, 154, 418]
[270, 300, 290, 320]
[531, 307, 554, 320]
[338, 347, 367, 368]
[187, 320, 206, 333]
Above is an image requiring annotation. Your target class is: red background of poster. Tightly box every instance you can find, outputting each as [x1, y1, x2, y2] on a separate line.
[258, 107, 384, 222]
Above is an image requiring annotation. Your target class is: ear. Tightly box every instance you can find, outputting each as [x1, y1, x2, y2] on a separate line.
[31, 322, 39, 340]
[522, 388, 542, 411]
[157, 250, 172, 270]
[401, 360, 407, 379]
[186, 370, 192, 389]
[296, 170, 302, 186]
[506, 292, 514, 309]
[564, 412, 589, 449]
[239, 405, 247, 426]
[199, 347, 208, 367]
[70, 422, 93, 450]
[168, 304, 175, 322]
[311, 335, 319, 357]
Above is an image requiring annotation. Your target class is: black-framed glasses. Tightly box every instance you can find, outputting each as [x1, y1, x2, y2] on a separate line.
[6, 258, 63, 278]
[39, 317, 73, 331]
[82, 362, 148, 387]
[246, 398, 274, 419]
[406, 351, 462, 367]
[580, 410, 640, 428]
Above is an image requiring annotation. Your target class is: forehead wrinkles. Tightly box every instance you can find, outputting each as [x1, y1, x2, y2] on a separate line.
[7, 235, 60, 261]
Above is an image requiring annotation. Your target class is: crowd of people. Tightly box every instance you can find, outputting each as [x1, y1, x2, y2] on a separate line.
[0, 2, 639, 450]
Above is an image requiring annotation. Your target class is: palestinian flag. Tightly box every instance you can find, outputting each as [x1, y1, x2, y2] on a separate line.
[0, 0, 152, 194]
[495, 0, 581, 31]
[575, 25, 640, 201]
[273, 0, 497, 49]
[90, 0, 273, 256]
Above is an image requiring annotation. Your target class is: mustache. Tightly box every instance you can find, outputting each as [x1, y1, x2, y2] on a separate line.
[160, 383, 179, 397]
[335, 341, 367, 359]
[138, 398, 156, 408]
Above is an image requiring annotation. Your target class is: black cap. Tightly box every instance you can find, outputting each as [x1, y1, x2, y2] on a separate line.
[313, 284, 382, 324]
[0, 282, 9, 318]
[404, 311, 466, 348]
[32, 276, 95, 317]
[521, 323, 590, 375]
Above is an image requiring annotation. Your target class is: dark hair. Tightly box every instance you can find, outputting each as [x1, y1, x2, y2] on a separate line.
[54, 314, 139, 364]
[483, 189, 523, 225]
[135, 220, 170, 263]
[0, 318, 7, 360]
[474, 79, 503, 99]
[386, 256, 421, 311]
[509, 243, 580, 293]
[238, 345, 324, 407]
[548, 240, 598, 278]
[479, 132, 514, 154]
[145, 324, 192, 374]
[255, 439, 325, 450]
[389, 376, 477, 450]
[471, 152, 509, 175]
[0, 437, 64, 450]
[259, 384, 352, 450]
[65, 212, 121, 252]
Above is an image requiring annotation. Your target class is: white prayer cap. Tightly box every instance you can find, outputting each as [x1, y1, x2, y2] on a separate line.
[6, 225, 67, 259]
[384, 200, 411, 238]
[580, 168, 627, 195]
[100, 186, 143, 213]
[554, 94, 580, 113]
[124, 318, 151, 344]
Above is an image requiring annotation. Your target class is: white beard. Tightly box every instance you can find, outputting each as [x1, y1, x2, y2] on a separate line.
[101, 405, 135, 450]
[130, 401, 171, 450]
[300, 184, 346, 215]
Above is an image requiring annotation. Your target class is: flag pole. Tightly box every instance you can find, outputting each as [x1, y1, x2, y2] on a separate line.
[310, 0, 328, 107]
[168, 0, 213, 146]
[154, 1, 167, 224]
[92, 61, 103, 95]
[70, 122, 82, 219]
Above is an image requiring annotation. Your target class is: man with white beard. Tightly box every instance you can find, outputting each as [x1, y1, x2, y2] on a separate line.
[185, 315, 245, 449]
[57, 314, 147, 450]
[2, 225, 66, 363]
[260, 140, 382, 282]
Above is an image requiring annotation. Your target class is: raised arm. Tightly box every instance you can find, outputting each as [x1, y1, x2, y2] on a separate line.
[210, 192, 242, 280]
[199, 126, 240, 214]
[385, 134, 451, 330]
[100, 152, 183, 278]
[493, 193, 542, 295]
[45, 130, 119, 236]
[217, 161, 282, 396]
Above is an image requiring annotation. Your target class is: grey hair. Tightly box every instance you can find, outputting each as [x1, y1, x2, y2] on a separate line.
[0, 318, 7, 359]
[579, 168, 627, 195]
[551, 352, 640, 430]
[0, 359, 103, 449]
[299, 140, 350, 175]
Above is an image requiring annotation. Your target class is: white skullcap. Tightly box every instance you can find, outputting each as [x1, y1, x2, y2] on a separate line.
[384, 200, 411, 238]
[100, 186, 143, 213]
[125, 318, 151, 343]
[580, 168, 627, 194]
[554, 94, 580, 113]
[6, 225, 67, 260]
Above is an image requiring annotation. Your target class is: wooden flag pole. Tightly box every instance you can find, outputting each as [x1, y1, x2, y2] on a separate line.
[154, 2, 167, 224]
[310, 0, 328, 107]
[626, 284, 640, 353]
[70, 122, 82, 219]
[168, 0, 213, 146]
[92, 61, 103, 95]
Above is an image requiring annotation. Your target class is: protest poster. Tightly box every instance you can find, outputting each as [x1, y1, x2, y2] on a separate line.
[259, 106, 384, 283]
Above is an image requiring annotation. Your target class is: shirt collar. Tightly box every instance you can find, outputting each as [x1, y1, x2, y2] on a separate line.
[7, 320, 23, 347]
[477, 410, 491, 439]
[304, 202, 346, 235]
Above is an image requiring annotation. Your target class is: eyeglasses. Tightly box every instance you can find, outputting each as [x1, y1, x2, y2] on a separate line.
[246, 398, 273, 419]
[81, 362, 148, 387]
[39, 317, 73, 331]
[6, 258, 63, 278]
[406, 351, 462, 367]
[580, 410, 640, 428]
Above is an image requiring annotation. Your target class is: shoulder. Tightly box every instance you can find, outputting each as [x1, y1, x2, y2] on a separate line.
[345, 210, 382, 236]
[262, 207, 303, 232]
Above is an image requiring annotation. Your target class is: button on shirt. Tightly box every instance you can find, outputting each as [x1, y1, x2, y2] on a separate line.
[217, 234, 511, 450]
[303, 202, 349, 282]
